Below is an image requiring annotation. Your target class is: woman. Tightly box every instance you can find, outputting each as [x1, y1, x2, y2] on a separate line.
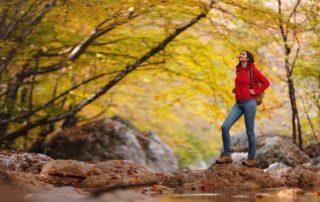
[215, 50, 270, 167]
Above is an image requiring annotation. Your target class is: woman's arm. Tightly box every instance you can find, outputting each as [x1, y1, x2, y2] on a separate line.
[252, 67, 270, 94]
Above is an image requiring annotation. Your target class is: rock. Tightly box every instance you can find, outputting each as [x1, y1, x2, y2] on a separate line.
[263, 162, 292, 184]
[229, 132, 263, 152]
[0, 170, 53, 192]
[142, 131, 178, 172]
[255, 136, 310, 168]
[0, 150, 52, 173]
[81, 160, 158, 190]
[263, 162, 320, 187]
[179, 163, 285, 192]
[238, 181, 261, 190]
[40, 160, 100, 186]
[231, 152, 247, 163]
[223, 134, 310, 168]
[304, 142, 320, 158]
[264, 162, 292, 175]
[80, 173, 157, 190]
[94, 160, 156, 179]
[80, 173, 128, 189]
[45, 118, 146, 164]
[208, 163, 284, 189]
[41, 175, 83, 187]
[277, 188, 305, 198]
[39, 159, 159, 191]
[311, 157, 320, 168]
[45, 116, 178, 172]
[155, 169, 207, 188]
[282, 164, 320, 186]
[41, 160, 98, 178]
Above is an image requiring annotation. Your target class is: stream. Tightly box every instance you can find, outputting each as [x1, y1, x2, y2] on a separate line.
[157, 186, 320, 202]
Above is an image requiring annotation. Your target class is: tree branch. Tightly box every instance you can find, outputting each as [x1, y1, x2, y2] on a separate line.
[1, 0, 217, 142]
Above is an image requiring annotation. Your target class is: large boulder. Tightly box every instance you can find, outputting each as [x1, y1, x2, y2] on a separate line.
[255, 135, 310, 168]
[304, 142, 320, 158]
[229, 131, 263, 152]
[81, 160, 158, 190]
[0, 150, 52, 173]
[264, 162, 320, 187]
[39, 159, 162, 193]
[155, 163, 285, 192]
[44, 116, 178, 172]
[179, 163, 285, 192]
[282, 164, 320, 186]
[224, 133, 310, 168]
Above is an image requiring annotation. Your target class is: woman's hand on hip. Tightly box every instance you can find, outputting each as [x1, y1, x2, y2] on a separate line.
[249, 89, 255, 95]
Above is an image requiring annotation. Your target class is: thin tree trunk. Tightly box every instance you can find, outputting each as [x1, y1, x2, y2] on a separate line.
[278, 0, 303, 149]
[286, 56, 303, 148]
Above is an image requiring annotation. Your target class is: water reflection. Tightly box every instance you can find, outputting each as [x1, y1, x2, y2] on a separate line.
[158, 186, 320, 202]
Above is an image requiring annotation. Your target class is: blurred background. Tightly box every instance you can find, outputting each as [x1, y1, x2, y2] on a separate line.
[0, 0, 319, 169]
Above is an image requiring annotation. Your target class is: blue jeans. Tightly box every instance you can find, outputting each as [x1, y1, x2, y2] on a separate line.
[221, 99, 257, 160]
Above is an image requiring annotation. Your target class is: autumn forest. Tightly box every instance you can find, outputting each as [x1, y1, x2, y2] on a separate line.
[0, 0, 319, 168]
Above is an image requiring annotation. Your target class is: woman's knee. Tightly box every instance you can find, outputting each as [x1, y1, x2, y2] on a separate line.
[246, 130, 255, 137]
[221, 124, 229, 131]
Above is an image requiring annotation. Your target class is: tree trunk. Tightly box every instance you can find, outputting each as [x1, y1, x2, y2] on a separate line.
[285, 58, 303, 149]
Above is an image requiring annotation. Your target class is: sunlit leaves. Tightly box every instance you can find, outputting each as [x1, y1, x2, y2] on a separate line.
[1, 0, 319, 167]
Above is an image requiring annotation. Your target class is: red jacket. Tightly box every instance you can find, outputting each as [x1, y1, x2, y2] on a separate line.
[234, 63, 270, 101]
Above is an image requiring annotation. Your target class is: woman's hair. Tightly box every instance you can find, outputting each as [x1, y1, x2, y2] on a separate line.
[236, 50, 255, 67]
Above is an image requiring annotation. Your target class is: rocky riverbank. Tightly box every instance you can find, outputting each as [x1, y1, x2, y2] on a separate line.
[2, 116, 320, 201]
[1, 150, 320, 202]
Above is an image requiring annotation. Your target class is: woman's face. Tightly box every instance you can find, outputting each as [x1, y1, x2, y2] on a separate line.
[238, 51, 249, 62]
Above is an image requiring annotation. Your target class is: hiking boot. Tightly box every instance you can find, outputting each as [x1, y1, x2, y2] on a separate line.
[215, 155, 233, 164]
[242, 159, 255, 167]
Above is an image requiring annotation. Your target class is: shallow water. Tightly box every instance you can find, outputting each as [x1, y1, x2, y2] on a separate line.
[157, 186, 320, 202]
